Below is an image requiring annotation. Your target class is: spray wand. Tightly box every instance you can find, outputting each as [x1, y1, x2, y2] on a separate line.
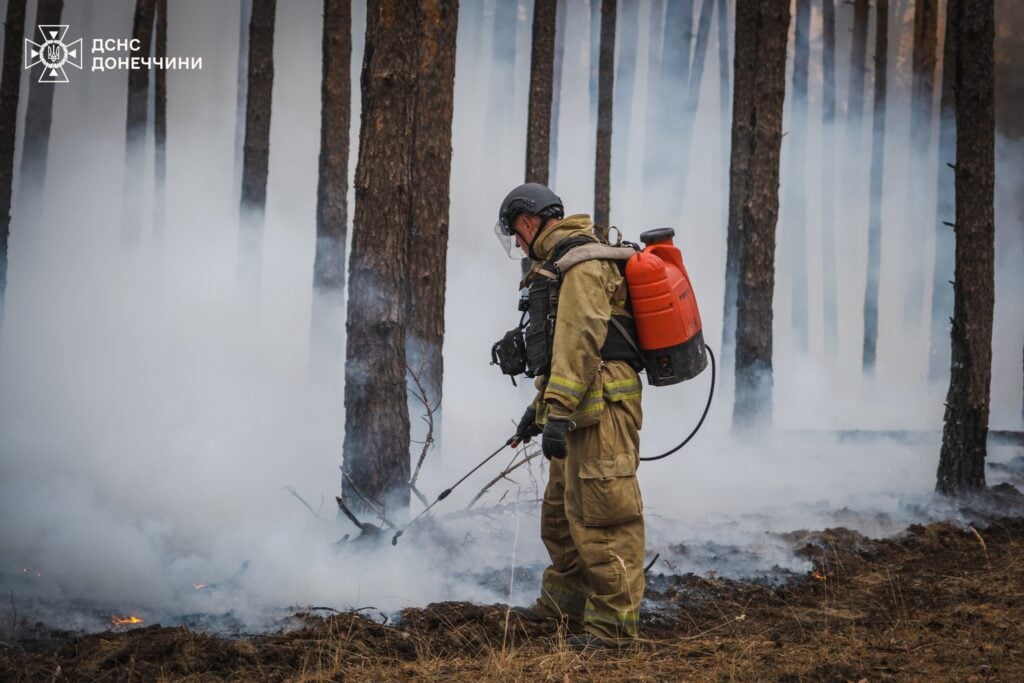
[391, 436, 518, 545]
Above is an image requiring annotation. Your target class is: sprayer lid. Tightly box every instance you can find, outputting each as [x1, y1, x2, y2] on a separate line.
[639, 228, 675, 245]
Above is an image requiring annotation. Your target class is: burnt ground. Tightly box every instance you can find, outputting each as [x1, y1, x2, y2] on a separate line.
[2, 489, 1024, 681]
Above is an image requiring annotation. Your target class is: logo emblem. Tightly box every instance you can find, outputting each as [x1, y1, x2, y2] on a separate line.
[24, 25, 82, 84]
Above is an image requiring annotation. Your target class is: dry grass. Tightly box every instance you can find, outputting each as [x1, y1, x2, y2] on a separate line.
[3, 517, 1024, 681]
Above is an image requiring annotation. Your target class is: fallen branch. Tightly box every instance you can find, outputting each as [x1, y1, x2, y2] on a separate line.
[341, 470, 398, 530]
[284, 486, 331, 525]
[466, 448, 543, 510]
[335, 496, 366, 531]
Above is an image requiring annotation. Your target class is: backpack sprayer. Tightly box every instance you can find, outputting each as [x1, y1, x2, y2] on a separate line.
[392, 228, 715, 545]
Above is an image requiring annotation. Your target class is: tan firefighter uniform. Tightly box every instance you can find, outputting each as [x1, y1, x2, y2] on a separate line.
[524, 214, 645, 644]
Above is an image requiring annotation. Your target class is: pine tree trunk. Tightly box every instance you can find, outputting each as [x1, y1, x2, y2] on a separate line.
[928, 0, 957, 384]
[589, 0, 601, 135]
[233, 0, 253, 209]
[717, 0, 730, 253]
[644, 0, 692, 192]
[936, 0, 994, 497]
[120, 0, 156, 246]
[526, 0, 557, 185]
[153, 0, 167, 242]
[862, 0, 890, 375]
[0, 0, 27, 328]
[730, 0, 790, 433]
[593, 0, 616, 231]
[311, 0, 351, 361]
[611, 0, 638, 198]
[17, 0, 64, 234]
[342, 0, 418, 517]
[820, 0, 839, 357]
[237, 0, 276, 287]
[904, 0, 939, 325]
[549, 0, 567, 183]
[784, 0, 810, 354]
[405, 0, 458, 455]
[672, 0, 715, 213]
[841, 0, 870, 290]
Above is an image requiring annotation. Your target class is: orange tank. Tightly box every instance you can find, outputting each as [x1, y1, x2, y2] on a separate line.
[625, 228, 707, 386]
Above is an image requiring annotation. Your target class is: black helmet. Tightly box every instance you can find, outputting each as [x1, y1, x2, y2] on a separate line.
[494, 183, 564, 258]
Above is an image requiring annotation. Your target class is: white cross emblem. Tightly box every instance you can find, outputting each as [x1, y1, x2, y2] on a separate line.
[24, 25, 83, 84]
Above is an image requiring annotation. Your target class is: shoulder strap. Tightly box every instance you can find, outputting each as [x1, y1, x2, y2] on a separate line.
[554, 244, 637, 274]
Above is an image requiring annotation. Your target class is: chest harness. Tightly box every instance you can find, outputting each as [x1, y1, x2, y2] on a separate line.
[491, 236, 644, 384]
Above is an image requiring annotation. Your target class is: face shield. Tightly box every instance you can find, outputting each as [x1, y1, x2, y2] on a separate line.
[494, 218, 522, 259]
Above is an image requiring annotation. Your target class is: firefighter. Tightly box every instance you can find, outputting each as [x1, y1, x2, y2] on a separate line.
[494, 183, 646, 649]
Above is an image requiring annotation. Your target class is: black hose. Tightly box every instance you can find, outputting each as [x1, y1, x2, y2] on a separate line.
[639, 345, 716, 462]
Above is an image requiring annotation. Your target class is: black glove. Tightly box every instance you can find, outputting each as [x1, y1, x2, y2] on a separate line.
[542, 417, 569, 459]
[514, 406, 542, 445]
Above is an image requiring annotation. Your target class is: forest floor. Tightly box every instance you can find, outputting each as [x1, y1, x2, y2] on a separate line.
[2, 485, 1024, 681]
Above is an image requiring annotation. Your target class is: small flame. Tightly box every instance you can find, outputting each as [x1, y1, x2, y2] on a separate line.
[192, 582, 209, 590]
[810, 570, 829, 581]
[111, 615, 144, 627]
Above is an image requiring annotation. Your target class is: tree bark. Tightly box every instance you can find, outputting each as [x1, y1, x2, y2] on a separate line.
[862, 0, 890, 375]
[342, 0, 418, 516]
[405, 0, 458, 455]
[0, 0, 27, 328]
[233, 0, 253, 209]
[928, 0, 957, 384]
[936, 0, 994, 497]
[784, 0, 810, 354]
[820, 0, 838, 357]
[549, 0, 567, 183]
[611, 0, 638, 197]
[237, 0, 276, 287]
[730, 0, 790, 433]
[671, 0, 715, 213]
[119, 0, 155, 246]
[904, 0, 939, 325]
[593, 0, 616, 231]
[153, 0, 167, 242]
[311, 0, 351, 362]
[526, 0, 557, 185]
[17, 0, 64, 235]
[717, 0, 730, 256]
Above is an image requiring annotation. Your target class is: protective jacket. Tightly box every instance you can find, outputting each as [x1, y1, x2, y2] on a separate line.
[525, 215, 643, 428]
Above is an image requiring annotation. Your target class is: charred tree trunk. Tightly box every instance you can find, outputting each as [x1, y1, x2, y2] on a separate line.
[593, 0, 616, 231]
[904, 0, 939, 325]
[785, 0, 810, 354]
[820, 0, 838, 357]
[310, 0, 351, 362]
[936, 0, 994, 497]
[233, 0, 253, 208]
[342, 0, 418, 517]
[526, 0, 557, 185]
[729, 0, 790, 432]
[405, 0, 458, 454]
[928, 0, 957, 384]
[549, 0, 567, 183]
[644, 0, 692, 194]
[672, 0, 715, 212]
[237, 0, 276, 287]
[17, 0, 64, 234]
[120, 0, 155, 246]
[862, 0, 890, 375]
[611, 0, 638, 198]
[153, 0, 167, 242]
[0, 0, 27, 328]
[717, 0, 730, 240]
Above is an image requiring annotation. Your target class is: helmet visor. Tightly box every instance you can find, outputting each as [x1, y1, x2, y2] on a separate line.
[494, 219, 521, 259]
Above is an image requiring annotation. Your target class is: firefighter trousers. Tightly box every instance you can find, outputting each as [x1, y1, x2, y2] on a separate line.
[531, 396, 645, 643]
